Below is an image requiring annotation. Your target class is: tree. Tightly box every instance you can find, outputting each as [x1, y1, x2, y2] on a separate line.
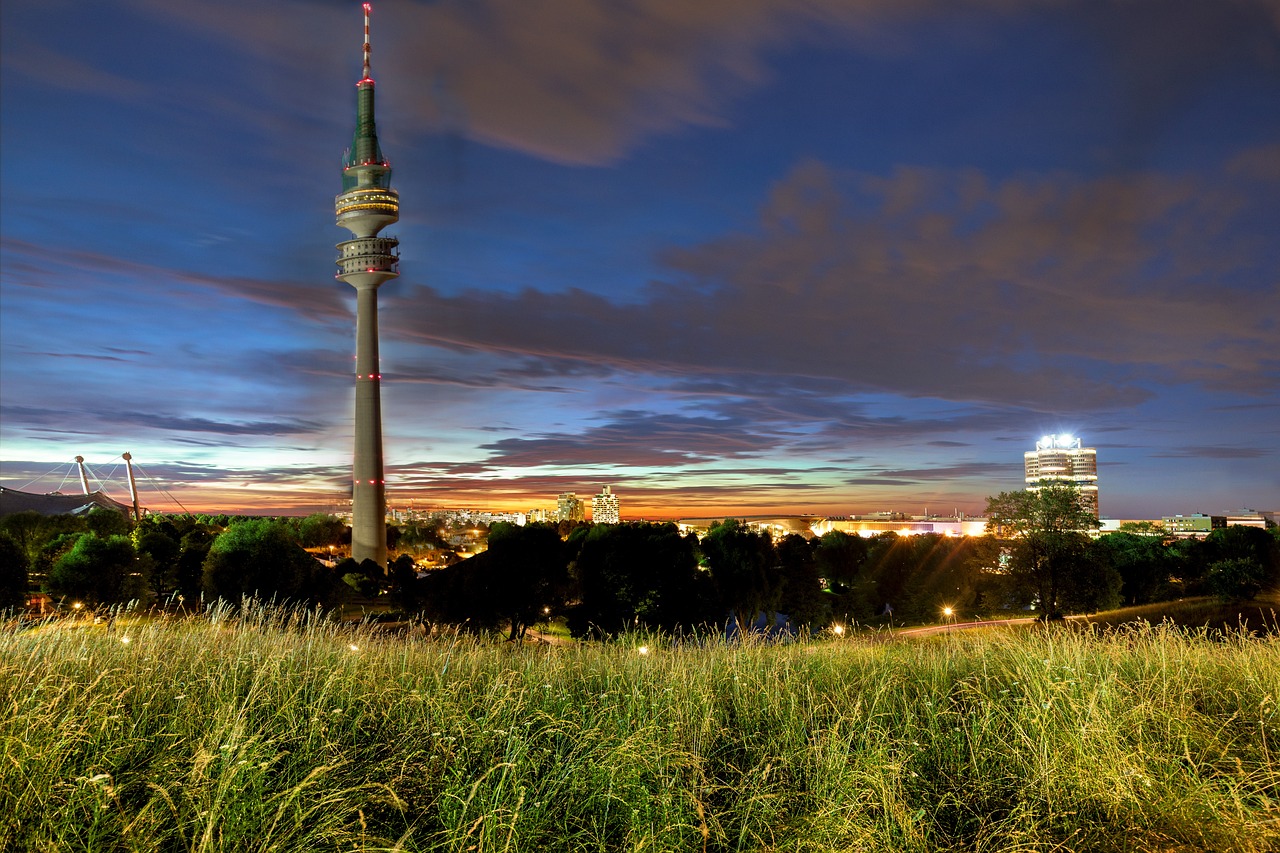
[202, 519, 327, 603]
[86, 506, 131, 538]
[985, 483, 1100, 619]
[176, 526, 216, 601]
[1094, 532, 1175, 606]
[813, 530, 868, 592]
[483, 523, 567, 640]
[45, 533, 138, 605]
[700, 519, 781, 631]
[567, 522, 716, 638]
[1058, 538, 1123, 614]
[388, 554, 419, 611]
[1206, 558, 1269, 601]
[134, 527, 181, 598]
[814, 530, 875, 622]
[0, 532, 29, 609]
[0, 511, 85, 573]
[296, 514, 348, 549]
[422, 523, 568, 640]
[1202, 526, 1280, 589]
[776, 534, 828, 630]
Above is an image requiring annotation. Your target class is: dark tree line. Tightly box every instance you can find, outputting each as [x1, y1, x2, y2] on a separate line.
[0, 511, 355, 610]
[419, 520, 989, 637]
[3, 502, 1276, 631]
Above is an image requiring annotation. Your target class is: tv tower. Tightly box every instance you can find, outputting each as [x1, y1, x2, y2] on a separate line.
[335, 2, 398, 568]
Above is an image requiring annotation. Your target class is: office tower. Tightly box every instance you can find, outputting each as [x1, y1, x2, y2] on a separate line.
[1025, 434, 1099, 517]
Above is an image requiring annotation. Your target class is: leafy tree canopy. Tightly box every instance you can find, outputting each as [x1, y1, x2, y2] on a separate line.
[0, 532, 30, 609]
[202, 519, 327, 604]
[985, 484, 1103, 619]
[46, 533, 138, 605]
[700, 519, 781, 629]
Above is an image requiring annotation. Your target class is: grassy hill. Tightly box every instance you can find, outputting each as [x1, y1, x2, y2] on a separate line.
[1077, 591, 1280, 635]
[2, 604, 1277, 852]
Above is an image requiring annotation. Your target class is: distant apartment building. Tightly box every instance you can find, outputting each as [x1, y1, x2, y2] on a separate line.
[1025, 434, 1099, 517]
[592, 486, 620, 524]
[1223, 509, 1275, 529]
[527, 508, 551, 524]
[1162, 513, 1225, 537]
[556, 492, 585, 523]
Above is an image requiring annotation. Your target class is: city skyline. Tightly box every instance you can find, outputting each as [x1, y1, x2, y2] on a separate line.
[2, 0, 1278, 520]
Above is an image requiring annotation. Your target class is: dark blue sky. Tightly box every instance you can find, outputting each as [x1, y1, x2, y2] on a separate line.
[2, 0, 1278, 518]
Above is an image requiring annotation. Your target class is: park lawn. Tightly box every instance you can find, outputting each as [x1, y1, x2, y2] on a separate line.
[2, 605, 1277, 852]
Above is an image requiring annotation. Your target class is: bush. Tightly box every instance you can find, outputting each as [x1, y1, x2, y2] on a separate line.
[1206, 558, 1268, 601]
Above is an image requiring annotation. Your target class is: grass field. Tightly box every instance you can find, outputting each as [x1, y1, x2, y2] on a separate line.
[2, 604, 1277, 852]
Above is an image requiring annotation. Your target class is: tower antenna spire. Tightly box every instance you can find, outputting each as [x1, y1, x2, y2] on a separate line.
[362, 2, 372, 81]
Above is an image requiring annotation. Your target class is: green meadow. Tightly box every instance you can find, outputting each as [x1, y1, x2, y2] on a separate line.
[2, 606, 1277, 852]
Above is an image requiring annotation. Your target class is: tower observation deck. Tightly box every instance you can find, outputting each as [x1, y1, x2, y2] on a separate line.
[336, 2, 397, 568]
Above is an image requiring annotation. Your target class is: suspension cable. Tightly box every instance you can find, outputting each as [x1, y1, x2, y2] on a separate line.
[131, 462, 196, 518]
[11, 459, 78, 492]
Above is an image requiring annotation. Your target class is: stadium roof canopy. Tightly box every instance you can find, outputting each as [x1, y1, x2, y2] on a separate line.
[0, 487, 131, 518]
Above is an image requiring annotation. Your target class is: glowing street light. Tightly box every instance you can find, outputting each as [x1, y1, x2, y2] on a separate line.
[638, 646, 650, 656]
[832, 624, 845, 637]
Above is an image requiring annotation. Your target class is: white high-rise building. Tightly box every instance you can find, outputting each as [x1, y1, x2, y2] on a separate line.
[1025, 434, 1098, 517]
[592, 486, 620, 524]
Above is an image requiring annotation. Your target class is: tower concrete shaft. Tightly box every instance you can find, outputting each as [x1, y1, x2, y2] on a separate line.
[336, 2, 398, 569]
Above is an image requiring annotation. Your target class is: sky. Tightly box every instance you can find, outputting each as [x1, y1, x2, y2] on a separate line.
[2, 0, 1278, 520]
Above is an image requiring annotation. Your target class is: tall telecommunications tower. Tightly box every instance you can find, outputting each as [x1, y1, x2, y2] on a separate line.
[335, 2, 398, 568]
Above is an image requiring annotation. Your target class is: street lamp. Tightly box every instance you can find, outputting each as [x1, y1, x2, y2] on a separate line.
[832, 624, 845, 637]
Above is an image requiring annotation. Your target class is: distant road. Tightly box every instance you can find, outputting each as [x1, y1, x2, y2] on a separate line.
[896, 617, 1038, 637]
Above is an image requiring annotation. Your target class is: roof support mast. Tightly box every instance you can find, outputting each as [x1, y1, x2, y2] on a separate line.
[122, 452, 141, 523]
[75, 455, 91, 496]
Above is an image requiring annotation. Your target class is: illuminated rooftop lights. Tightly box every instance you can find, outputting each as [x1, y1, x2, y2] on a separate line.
[1036, 434, 1082, 451]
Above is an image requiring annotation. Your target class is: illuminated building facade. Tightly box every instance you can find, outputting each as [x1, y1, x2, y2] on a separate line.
[592, 486, 620, 524]
[1162, 513, 1224, 537]
[335, 3, 399, 568]
[556, 493, 585, 522]
[1025, 434, 1099, 517]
